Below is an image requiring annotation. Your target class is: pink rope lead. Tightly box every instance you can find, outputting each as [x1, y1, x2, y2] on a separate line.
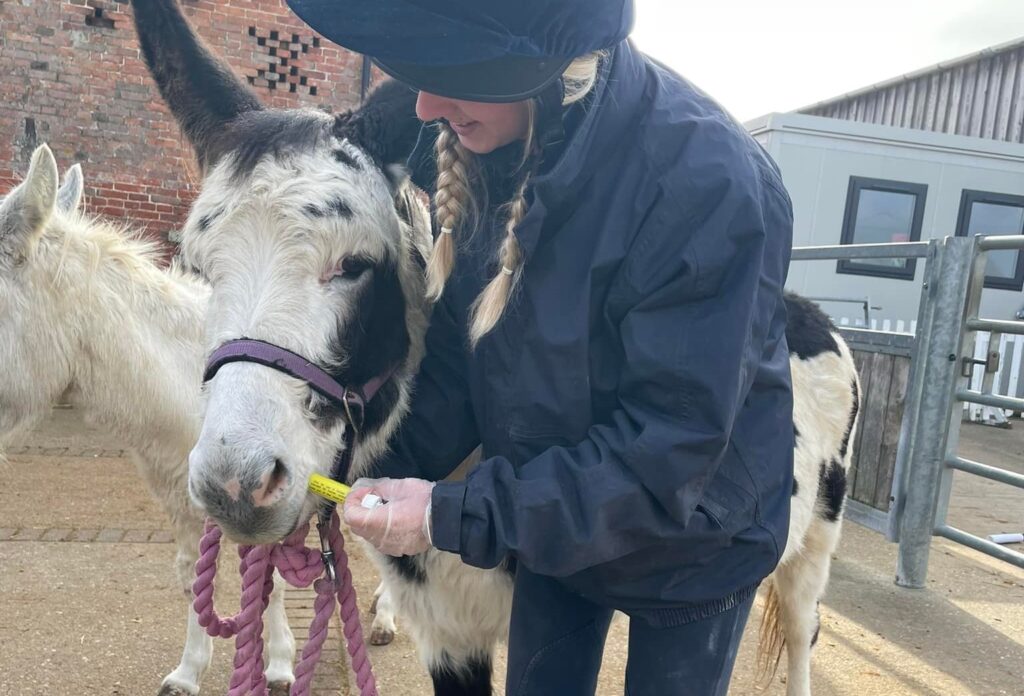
[192, 512, 379, 696]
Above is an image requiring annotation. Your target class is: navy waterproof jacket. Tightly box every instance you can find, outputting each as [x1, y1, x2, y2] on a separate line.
[379, 40, 795, 625]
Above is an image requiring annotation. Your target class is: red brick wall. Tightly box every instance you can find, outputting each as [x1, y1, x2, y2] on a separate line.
[0, 0, 371, 239]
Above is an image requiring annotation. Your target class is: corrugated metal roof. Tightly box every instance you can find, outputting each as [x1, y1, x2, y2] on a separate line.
[797, 36, 1024, 144]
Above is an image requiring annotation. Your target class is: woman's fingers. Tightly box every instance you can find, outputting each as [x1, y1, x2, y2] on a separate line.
[341, 477, 435, 556]
[344, 488, 389, 546]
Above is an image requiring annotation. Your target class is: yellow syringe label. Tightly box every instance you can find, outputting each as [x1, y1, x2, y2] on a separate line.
[308, 474, 352, 504]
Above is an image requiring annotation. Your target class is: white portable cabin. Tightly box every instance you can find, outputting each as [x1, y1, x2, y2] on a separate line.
[748, 113, 1024, 406]
[747, 112, 1024, 328]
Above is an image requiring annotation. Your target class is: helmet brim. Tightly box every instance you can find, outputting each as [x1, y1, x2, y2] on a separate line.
[374, 54, 573, 103]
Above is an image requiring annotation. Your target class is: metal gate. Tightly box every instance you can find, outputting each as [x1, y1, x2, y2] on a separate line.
[791, 234, 1024, 587]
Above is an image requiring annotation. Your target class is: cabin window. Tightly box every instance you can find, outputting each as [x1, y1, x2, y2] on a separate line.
[956, 190, 1024, 291]
[837, 177, 927, 281]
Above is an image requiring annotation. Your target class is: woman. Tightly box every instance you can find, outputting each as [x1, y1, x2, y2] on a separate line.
[288, 1, 795, 693]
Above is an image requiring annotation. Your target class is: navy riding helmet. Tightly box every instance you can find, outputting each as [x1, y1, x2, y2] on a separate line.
[285, 0, 635, 102]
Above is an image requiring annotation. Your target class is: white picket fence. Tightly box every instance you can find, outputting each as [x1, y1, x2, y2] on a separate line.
[965, 331, 1024, 421]
[836, 316, 918, 334]
[837, 316, 1024, 421]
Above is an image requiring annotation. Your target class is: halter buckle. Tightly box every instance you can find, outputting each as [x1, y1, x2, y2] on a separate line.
[342, 389, 366, 435]
[317, 514, 338, 585]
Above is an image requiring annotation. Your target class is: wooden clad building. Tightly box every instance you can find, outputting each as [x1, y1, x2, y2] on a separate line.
[799, 37, 1024, 145]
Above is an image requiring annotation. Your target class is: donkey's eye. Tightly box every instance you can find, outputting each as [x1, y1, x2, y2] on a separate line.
[336, 256, 371, 280]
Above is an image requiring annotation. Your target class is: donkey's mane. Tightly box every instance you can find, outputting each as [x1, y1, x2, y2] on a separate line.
[218, 109, 332, 181]
[214, 78, 420, 182]
[48, 209, 201, 299]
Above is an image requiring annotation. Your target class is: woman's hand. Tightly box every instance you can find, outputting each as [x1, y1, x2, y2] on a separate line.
[343, 477, 436, 557]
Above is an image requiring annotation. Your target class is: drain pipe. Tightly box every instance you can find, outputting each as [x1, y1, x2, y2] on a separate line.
[360, 55, 372, 102]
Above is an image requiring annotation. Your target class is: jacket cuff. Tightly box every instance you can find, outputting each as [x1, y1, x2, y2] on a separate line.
[430, 481, 468, 554]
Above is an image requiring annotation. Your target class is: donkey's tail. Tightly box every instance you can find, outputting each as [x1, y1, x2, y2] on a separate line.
[756, 579, 786, 685]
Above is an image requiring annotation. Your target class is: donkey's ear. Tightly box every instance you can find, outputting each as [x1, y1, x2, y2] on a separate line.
[131, 0, 262, 171]
[334, 80, 422, 169]
[0, 144, 59, 254]
[57, 163, 84, 214]
[384, 164, 410, 193]
[392, 178, 432, 271]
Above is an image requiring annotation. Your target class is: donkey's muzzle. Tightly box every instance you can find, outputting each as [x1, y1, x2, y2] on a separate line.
[188, 442, 299, 543]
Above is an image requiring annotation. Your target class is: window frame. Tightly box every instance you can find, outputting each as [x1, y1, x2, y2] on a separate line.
[955, 189, 1024, 292]
[836, 176, 928, 281]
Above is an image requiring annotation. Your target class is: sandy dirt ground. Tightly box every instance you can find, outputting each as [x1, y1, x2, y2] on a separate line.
[1, 409, 1021, 695]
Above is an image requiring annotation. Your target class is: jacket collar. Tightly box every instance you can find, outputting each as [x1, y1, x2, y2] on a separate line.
[511, 40, 649, 260]
[530, 40, 649, 208]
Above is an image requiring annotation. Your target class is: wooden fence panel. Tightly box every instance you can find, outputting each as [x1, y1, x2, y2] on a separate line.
[874, 357, 911, 510]
[848, 350, 873, 496]
[847, 349, 911, 512]
[852, 352, 894, 504]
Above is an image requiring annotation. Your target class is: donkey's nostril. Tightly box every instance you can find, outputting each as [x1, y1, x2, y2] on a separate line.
[251, 458, 291, 508]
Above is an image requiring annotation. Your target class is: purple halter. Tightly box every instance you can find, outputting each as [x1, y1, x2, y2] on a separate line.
[203, 338, 392, 436]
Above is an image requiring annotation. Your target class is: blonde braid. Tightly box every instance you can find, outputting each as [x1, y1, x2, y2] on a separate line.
[432, 51, 602, 344]
[426, 125, 474, 300]
[469, 178, 529, 346]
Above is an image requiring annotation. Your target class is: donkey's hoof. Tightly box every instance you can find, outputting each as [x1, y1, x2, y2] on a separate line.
[268, 681, 292, 695]
[157, 685, 197, 696]
[370, 625, 395, 646]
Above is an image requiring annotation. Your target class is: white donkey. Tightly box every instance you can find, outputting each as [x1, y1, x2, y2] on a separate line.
[133, 2, 861, 695]
[0, 144, 297, 695]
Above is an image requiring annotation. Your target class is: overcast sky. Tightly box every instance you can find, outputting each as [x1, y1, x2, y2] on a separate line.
[632, 0, 1024, 123]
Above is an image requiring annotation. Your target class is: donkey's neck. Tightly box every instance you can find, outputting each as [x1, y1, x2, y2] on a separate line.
[47, 216, 207, 453]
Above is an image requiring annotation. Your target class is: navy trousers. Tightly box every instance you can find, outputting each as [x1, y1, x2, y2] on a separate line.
[505, 567, 754, 696]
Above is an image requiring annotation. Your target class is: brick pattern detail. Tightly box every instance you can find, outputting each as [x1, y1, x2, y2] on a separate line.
[0, 0, 369, 241]
[247, 26, 327, 96]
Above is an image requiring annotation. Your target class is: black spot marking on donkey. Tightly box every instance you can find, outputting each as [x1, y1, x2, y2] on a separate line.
[817, 459, 847, 522]
[303, 197, 354, 219]
[387, 555, 427, 585]
[306, 391, 343, 433]
[333, 148, 361, 169]
[325, 253, 409, 437]
[430, 653, 493, 696]
[197, 208, 221, 232]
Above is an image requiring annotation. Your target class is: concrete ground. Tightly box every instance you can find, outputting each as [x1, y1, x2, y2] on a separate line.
[1, 410, 1021, 695]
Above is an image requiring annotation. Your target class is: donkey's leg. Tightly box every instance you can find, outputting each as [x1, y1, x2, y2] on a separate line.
[772, 516, 843, 696]
[370, 582, 398, 646]
[127, 449, 213, 694]
[264, 573, 297, 694]
[370, 548, 510, 696]
[370, 580, 383, 614]
[428, 651, 494, 696]
[159, 604, 213, 696]
[159, 520, 212, 696]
